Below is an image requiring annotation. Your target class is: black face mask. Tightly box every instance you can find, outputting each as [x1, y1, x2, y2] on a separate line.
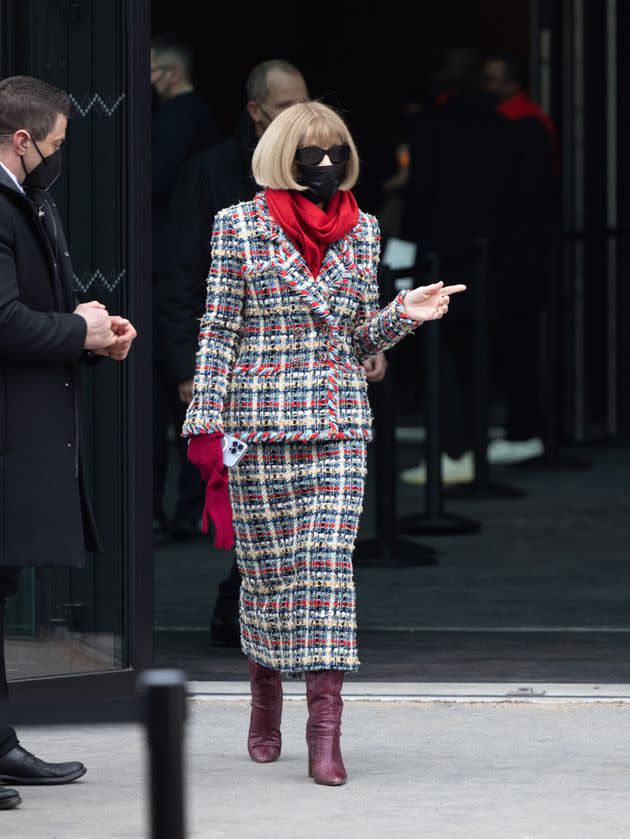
[22, 137, 62, 191]
[296, 161, 345, 205]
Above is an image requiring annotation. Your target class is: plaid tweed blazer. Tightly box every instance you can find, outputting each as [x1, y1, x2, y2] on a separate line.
[182, 189, 421, 443]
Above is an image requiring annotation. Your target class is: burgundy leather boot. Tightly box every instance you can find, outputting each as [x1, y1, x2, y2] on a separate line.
[305, 670, 347, 785]
[247, 659, 282, 763]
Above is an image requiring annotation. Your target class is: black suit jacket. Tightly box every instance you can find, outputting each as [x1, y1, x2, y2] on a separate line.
[402, 92, 553, 316]
[163, 114, 259, 382]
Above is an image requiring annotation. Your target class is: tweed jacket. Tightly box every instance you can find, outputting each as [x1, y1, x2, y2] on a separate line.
[182, 189, 421, 443]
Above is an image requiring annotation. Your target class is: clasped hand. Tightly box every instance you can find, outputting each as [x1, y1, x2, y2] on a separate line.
[402, 281, 467, 322]
[74, 300, 138, 361]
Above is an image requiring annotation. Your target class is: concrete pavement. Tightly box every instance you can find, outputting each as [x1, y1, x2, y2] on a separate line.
[3, 698, 629, 838]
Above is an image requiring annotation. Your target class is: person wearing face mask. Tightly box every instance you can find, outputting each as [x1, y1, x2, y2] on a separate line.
[165, 60, 389, 650]
[182, 100, 465, 786]
[165, 59, 310, 424]
[163, 60, 310, 644]
[150, 33, 222, 545]
[0, 76, 137, 811]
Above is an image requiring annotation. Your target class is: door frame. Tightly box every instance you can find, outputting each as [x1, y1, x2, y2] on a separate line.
[2, 0, 154, 701]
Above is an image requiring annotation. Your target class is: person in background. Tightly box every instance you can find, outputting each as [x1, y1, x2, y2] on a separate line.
[482, 53, 559, 171]
[166, 60, 388, 647]
[151, 32, 222, 542]
[481, 53, 557, 464]
[0, 75, 136, 811]
[400, 47, 519, 485]
[165, 59, 309, 411]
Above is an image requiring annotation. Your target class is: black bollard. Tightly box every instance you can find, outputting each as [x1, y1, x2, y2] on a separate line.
[398, 251, 480, 535]
[139, 669, 187, 839]
[355, 263, 437, 565]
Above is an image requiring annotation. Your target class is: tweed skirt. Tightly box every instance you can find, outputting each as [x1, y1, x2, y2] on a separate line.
[228, 438, 368, 675]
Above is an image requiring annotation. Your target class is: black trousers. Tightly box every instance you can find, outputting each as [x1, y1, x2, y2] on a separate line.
[0, 567, 22, 759]
[439, 315, 542, 454]
[491, 313, 542, 441]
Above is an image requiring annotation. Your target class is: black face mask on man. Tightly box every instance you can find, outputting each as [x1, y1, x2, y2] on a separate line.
[21, 135, 62, 191]
[295, 161, 346, 205]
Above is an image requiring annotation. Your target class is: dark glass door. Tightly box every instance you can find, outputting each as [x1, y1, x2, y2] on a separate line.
[1, 0, 153, 697]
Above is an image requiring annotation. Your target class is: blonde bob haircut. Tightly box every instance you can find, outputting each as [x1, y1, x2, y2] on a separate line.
[251, 100, 360, 192]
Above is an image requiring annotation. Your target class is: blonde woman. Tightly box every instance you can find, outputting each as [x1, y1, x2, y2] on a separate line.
[183, 101, 465, 785]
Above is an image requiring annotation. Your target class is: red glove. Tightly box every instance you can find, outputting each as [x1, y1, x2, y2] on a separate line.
[187, 432, 235, 550]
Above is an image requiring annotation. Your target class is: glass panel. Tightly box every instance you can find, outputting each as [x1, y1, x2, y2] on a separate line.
[150, 1, 630, 684]
[3, 0, 130, 680]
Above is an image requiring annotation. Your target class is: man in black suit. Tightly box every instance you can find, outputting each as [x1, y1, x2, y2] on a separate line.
[399, 46, 553, 485]
[401, 47, 520, 483]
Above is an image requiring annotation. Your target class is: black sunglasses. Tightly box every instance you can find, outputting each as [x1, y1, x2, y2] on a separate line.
[296, 143, 350, 166]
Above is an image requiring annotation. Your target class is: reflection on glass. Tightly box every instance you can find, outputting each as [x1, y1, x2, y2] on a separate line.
[5, 567, 124, 680]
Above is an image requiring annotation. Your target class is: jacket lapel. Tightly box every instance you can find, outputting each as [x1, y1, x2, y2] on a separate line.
[318, 229, 359, 297]
[252, 190, 358, 326]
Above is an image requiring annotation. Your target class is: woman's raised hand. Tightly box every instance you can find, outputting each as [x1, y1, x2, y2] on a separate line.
[402, 281, 467, 322]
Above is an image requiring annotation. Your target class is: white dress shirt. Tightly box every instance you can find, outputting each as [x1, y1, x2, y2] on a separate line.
[0, 160, 25, 194]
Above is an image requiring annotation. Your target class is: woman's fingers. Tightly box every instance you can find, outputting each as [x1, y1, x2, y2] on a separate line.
[415, 281, 443, 295]
[441, 284, 467, 295]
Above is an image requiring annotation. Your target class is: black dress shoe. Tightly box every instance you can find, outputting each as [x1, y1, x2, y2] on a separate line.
[0, 786, 21, 809]
[0, 746, 86, 785]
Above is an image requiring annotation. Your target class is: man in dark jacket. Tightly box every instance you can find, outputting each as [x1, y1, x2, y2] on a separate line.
[0, 76, 136, 810]
[401, 48, 552, 484]
[163, 59, 309, 645]
[482, 53, 557, 463]
[165, 59, 309, 412]
[151, 33, 222, 540]
[482, 54, 559, 171]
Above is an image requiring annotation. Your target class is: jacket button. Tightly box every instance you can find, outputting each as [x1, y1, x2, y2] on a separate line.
[67, 442, 72, 448]
[64, 251, 69, 257]
[65, 382, 70, 387]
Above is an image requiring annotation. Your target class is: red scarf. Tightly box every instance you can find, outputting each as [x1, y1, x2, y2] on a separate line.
[265, 188, 359, 278]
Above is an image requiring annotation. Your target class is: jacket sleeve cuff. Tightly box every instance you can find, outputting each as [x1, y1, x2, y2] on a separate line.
[81, 349, 106, 366]
[394, 289, 423, 328]
[181, 419, 225, 437]
[65, 313, 89, 361]
[354, 289, 421, 359]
